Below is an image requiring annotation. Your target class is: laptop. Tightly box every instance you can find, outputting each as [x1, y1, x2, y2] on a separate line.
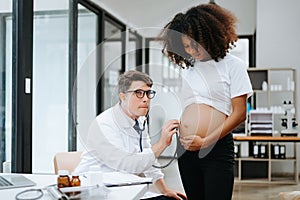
[0, 174, 36, 190]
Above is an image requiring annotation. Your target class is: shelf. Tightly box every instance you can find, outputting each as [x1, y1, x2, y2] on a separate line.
[269, 90, 294, 93]
[235, 178, 297, 185]
[250, 130, 273, 133]
[233, 136, 300, 142]
[235, 157, 296, 162]
[251, 124, 273, 128]
[250, 121, 272, 123]
[270, 158, 296, 162]
[237, 68, 298, 184]
[235, 157, 268, 161]
[235, 178, 269, 184]
[233, 136, 299, 184]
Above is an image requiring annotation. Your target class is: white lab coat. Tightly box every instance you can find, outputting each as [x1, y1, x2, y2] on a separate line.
[75, 103, 164, 183]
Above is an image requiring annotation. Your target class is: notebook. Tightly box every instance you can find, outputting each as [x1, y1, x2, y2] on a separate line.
[0, 174, 36, 190]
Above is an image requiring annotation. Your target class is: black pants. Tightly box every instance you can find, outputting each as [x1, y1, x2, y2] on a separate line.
[177, 134, 234, 200]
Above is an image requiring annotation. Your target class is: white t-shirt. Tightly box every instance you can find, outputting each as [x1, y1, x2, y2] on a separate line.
[180, 54, 253, 116]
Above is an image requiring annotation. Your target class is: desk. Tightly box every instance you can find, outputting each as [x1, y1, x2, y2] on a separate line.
[233, 135, 300, 142]
[233, 136, 300, 184]
[0, 174, 148, 200]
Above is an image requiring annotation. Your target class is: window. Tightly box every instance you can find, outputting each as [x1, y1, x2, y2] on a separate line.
[32, 1, 69, 173]
[230, 35, 255, 67]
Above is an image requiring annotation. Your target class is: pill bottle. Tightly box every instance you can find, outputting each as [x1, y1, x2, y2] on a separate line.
[57, 170, 70, 188]
[262, 81, 268, 91]
[70, 172, 81, 187]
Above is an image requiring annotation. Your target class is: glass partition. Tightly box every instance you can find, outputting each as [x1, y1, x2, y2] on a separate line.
[76, 5, 97, 151]
[0, 0, 12, 172]
[32, 0, 69, 173]
[1, 0, 127, 173]
[128, 31, 142, 71]
[100, 19, 125, 112]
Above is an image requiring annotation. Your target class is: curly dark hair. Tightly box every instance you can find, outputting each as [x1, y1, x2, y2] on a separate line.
[160, 3, 238, 68]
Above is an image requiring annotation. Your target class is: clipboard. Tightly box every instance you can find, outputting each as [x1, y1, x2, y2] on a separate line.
[103, 172, 152, 187]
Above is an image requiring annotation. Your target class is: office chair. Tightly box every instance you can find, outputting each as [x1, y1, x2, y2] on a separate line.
[53, 151, 82, 174]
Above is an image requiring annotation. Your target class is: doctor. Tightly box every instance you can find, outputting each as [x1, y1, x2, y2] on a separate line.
[75, 70, 186, 200]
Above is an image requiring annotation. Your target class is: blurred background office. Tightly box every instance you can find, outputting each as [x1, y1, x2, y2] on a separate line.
[0, 1, 300, 189]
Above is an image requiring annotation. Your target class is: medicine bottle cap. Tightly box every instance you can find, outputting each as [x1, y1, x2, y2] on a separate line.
[71, 172, 79, 176]
[58, 170, 69, 176]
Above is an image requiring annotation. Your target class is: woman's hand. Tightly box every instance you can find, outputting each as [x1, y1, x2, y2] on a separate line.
[180, 135, 205, 151]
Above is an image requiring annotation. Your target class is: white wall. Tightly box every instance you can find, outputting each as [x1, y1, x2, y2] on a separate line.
[256, 0, 300, 68]
[256, 0, 300, 174]
[91, 0, 256, 37]
[0, 0, 12, 12]
[217, 0, 256, 35]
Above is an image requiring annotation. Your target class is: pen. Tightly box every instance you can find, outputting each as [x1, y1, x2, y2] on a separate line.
[105, 181, 152, 187]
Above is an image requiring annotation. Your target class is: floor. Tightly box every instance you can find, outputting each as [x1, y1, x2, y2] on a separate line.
[232, 183, 300, 200]
[156, 159, 300, 200]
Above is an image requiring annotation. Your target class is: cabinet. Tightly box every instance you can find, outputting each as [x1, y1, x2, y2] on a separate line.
[234, 136, 300, 184]
[233, 68, 299, 184]
[247, 68, 297, 135]
[249, 110, 273, 136]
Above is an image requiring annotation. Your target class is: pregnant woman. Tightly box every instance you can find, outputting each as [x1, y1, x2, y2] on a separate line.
[160, 3, 253, 200]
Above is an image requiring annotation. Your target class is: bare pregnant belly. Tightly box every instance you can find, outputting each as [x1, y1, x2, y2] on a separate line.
[180, 104, 227, 138]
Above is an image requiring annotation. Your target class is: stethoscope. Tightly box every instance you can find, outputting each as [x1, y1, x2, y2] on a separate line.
[15, 184, 58, 200]
[15, 189, 44, 200]
[133, 119, 146, 153]
[134, 115, 180, 169]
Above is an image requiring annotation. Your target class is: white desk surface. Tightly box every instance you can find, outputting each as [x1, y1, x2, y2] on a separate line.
[0, 173, 148, 200]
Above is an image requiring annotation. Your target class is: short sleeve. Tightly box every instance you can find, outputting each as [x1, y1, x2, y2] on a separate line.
[229, 59, 253, 99]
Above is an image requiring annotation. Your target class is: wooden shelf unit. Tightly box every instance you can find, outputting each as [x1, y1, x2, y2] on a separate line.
[233, 136, 300, 184]
[247, 68, 297, 134]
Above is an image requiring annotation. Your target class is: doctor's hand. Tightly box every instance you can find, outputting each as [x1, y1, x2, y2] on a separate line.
[152, 119, 179, 158]
[163, 189, 187, 200]
[180, 135, 205, 151]
[159, 119, 179, 146]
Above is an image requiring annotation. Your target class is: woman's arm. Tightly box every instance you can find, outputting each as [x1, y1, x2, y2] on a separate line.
[180, 94, 247, 150]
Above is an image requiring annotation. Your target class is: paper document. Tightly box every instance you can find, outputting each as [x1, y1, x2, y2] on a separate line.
[103, 172, 152, 187]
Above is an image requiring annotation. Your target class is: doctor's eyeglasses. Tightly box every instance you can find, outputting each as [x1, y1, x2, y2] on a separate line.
[125, 89, 156, 99]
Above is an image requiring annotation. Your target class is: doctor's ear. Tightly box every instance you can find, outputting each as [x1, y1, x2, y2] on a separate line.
[119, 92, 126, 102]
